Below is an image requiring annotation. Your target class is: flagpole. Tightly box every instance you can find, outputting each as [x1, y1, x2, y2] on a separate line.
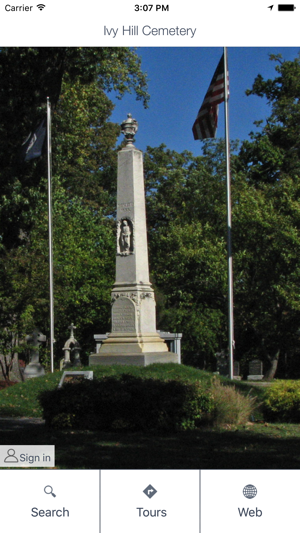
[224, 47, 234, 380]
[47, 97, 54, 373]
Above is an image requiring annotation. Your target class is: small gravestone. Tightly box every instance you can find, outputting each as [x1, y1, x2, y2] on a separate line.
[58, 371, 93, 389]
[247, 359, 263, 381]
[233, 360, 241, 380]
[60, 323, 82, 370]
[24, 329, 46, 379]
[215, 351, 229, 377]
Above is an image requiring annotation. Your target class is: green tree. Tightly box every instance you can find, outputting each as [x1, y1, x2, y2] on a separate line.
[144, 143, 239, 367]
[233, 53, 300, 377]
[231, 173, 300, 378]
[239, 53, 300, 183]
[145, 118, 300, 378]
[0, 176, 115, 367]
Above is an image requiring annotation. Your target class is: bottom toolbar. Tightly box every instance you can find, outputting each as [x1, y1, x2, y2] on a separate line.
[0, 469, 298, 533]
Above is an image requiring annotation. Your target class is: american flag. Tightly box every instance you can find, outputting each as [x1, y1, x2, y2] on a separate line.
[192, 53, 229, 140]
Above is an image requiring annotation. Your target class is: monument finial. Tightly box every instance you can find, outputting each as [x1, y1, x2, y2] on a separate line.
[121, 113, 138, 146]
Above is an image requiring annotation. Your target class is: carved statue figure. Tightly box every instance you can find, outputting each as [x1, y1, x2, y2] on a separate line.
[120, 220, 131, 252]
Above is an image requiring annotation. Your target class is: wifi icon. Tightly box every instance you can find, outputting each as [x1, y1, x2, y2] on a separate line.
[37, 3, 46, 9]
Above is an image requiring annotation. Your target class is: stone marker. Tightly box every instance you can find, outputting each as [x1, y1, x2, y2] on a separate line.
[60, 323, 82, 370]
[215, 350, 229, 377]
[58, 371, 93, 389]
[247, 359, 264, 381]
[89, 115, 179, 366]
[24, 329, 46, 379]
[233, 360, 241, 378]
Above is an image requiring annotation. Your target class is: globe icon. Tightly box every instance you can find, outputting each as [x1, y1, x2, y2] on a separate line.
[243, 485, 257, 499]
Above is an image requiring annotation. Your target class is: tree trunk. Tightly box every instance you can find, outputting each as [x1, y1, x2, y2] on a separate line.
[263, 350, 280, 381]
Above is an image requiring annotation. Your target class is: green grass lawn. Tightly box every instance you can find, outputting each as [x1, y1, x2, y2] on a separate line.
[1, 364, 300, 470]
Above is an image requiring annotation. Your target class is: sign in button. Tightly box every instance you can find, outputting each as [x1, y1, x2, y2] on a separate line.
[0, 446, 55, 467]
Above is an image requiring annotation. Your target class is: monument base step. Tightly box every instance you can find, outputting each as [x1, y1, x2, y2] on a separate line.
[89, 352, 179, 367]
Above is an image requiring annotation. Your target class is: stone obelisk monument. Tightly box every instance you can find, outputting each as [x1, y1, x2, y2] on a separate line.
[90, 114, 179, 366]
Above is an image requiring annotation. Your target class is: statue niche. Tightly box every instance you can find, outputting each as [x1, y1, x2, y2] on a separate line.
[117, 218, 134, 255]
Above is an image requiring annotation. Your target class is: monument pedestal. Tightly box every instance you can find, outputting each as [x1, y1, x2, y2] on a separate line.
[90, 353, 178, 366]
[89, 331, 179, 366]
[90, 114, 179, 367]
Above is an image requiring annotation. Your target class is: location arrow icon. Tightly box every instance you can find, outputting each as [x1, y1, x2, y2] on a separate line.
[268, 4, 274, 8]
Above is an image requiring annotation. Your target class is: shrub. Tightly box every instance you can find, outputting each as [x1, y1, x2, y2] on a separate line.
[210, 378, 256, 426]
[262, 380, 300, 422]
[39, 374, 213, 431]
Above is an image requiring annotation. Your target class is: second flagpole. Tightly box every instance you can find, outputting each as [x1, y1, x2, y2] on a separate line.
[47, 97, 55, 373]
[224, 48, 234, 380]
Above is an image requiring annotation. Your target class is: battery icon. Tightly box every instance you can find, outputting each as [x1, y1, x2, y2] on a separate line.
[278, 4, 296, 9]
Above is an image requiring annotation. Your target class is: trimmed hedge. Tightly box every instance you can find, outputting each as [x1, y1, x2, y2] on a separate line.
[263, 380, 300, 422]
[39, 374, 213, 431]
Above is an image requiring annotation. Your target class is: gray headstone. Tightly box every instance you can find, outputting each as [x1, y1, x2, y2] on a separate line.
[216, 351, 229, 377]
[61, 323, 82, 369]
[58, 371, 93, 389]
[247, 359, 263, 381]
[249, 359, 263, 375]
[233, 361, 240, 376]
[24, 328, 45, 379]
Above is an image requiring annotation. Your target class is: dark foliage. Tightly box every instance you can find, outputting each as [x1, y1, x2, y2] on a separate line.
[39, 374, 213, 431]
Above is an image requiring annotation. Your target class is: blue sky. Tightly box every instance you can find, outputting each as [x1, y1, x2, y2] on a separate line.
[109, 47, 300, 155]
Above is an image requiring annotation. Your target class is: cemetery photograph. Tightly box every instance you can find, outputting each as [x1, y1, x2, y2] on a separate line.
[1, 47, 300, 469]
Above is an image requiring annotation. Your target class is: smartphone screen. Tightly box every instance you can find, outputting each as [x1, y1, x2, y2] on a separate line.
[0, 2, 298, 532]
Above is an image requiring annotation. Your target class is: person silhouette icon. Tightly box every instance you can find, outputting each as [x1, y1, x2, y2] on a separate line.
[4, 449, 18, 463]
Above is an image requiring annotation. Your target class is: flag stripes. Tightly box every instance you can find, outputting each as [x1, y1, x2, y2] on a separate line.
[192, 53, 229, 140]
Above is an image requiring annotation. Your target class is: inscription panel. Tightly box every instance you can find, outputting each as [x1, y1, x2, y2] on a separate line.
[112, 297, 136, 332]
[118, 202, 133, 213]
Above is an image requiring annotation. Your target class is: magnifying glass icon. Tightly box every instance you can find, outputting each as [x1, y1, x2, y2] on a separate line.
[44, 485, 56, 497]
